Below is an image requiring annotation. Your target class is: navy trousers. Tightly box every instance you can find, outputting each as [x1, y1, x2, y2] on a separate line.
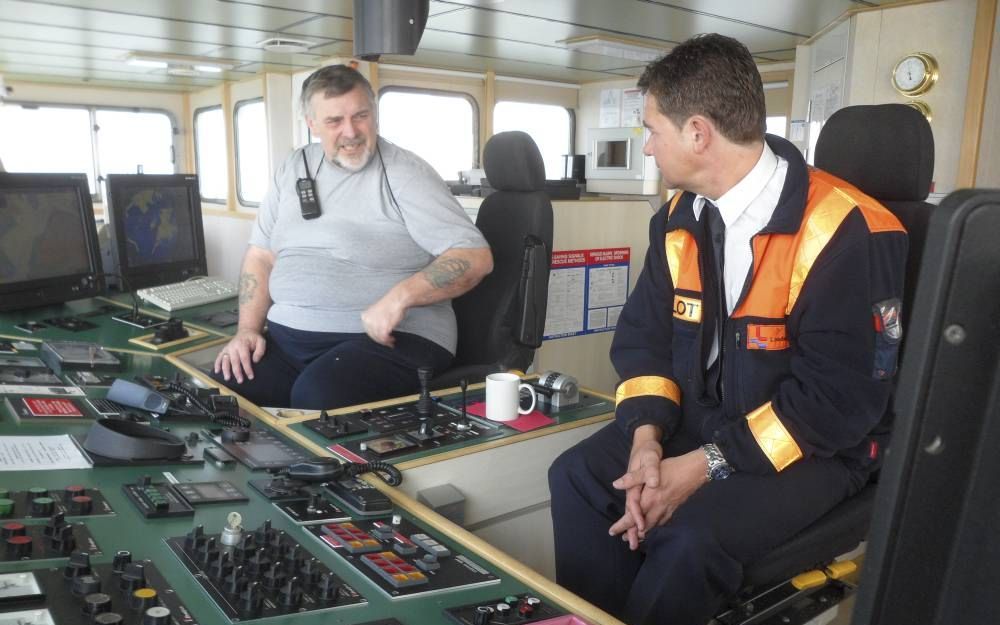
[548, 423, 868, 625]
[210, 321, 453, 409]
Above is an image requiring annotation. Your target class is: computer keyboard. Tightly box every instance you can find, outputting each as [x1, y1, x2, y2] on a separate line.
[136, 277, 239, 312]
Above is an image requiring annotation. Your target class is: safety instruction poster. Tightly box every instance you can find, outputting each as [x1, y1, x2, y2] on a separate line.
[543, 248, 630, 340]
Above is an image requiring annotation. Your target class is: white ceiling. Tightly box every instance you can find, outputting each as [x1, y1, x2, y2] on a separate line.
[0, 0, 893, 92]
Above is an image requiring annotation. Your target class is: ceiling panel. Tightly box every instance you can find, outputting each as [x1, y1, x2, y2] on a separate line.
[0, 0, 897, 92]
[14, 0, 324, 32]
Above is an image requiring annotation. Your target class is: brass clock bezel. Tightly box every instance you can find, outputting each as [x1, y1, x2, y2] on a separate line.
[904, 99, 933, 123]
[891, 52, 939, 97]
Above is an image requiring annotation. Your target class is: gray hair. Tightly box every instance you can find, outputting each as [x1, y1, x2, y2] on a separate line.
[300, 64, 376, 119]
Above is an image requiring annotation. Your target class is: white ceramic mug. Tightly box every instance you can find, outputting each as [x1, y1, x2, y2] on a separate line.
[485, 372, 537, 422]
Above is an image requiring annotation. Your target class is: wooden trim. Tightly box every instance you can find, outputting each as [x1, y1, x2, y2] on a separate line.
[802, 0, 942, 45]
[484, 69, 496, 164]
[222, 82, 237, 212]
[957, 0, 999, 187]
[182, 93, 194, 174]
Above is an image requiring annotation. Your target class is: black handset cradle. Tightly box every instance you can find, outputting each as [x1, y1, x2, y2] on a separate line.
[297, 150, 321, 220]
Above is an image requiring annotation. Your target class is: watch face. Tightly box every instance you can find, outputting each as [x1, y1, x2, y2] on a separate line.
[894, 56, 927, 91]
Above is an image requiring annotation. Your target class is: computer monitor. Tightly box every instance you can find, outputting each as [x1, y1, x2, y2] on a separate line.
[0, 172, 105, 312]
[104, 174, 207, 290]
[852, 189, 1000, 624]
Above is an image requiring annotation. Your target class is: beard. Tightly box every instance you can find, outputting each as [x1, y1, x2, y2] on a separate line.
[331, 138, 374, 172]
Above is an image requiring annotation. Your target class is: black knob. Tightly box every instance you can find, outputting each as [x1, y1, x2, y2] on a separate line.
[236, 533, 256, 560]
[93, 612, 123, 625]
[262, 566, 287, 590]
[239, 582, 264, 616]
[184, 525, 206, 552]
[473, 605, 493, 625]
[224, 565, 247, 595]
[138, 476, 151, 487]
[299, 557, 321, 586]
[84, 593, 113, 618]
[64, 551, 92, 578]
[279, 576, 303, 608]
[495, 602, 511, 621]
[27, 487, 48, 500]
[112, 550, 132, 574]
[44, 512, 66, 536]
[283, 544, 303, 569]
[209, 552, 233, 580]
[269, 530, 287, 556]
[51, 524, 76, 553]
[253, 520, 274, 543]
[316, 572, 340, 602]
[319, 410, 330, 424]
[222, 427, 251, 443]
[247, 547, 271, 576]
[198, 537, 220, 566]
[143, 606, 172, 625]
[307, 492, 323, 510]
[416, 366, 434, 417]
[119, 563, 147, 594]
[70, 495, 93, 515]
[73, 574, 102, 597]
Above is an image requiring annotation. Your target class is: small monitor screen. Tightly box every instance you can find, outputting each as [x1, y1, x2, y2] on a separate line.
[0, 173, 104, 312]
[594, 139, 630, 169]
[0, 188, 92, 284]
[105, 174, 206, 290]
[117, 186, 198, 268]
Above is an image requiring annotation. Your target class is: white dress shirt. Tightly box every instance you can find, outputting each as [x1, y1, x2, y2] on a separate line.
[693, 142, 788, 364]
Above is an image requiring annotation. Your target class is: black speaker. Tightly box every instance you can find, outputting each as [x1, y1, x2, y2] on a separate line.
[353, 0, 430, 61]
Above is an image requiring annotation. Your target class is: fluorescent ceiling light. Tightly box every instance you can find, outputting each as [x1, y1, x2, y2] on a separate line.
[125, 53, 233, 74]
[564, 35, 665, 63]
[257, 37, 315, 54]
[126, 57, 168, 69]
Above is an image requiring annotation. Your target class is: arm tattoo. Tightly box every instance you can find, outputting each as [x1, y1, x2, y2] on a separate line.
[238, 272, 258, 305]
[423, 257, 471, 289]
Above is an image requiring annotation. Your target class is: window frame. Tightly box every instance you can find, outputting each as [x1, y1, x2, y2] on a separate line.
[377, 86, 481, 173]
[233, 97, 266, 208]
[493, 100, 576, 179]
[193, 104, 227, 205]
[0, 100, 178, 202]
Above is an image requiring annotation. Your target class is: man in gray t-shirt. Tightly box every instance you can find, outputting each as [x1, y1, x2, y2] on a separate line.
[212, 65, 492, 409]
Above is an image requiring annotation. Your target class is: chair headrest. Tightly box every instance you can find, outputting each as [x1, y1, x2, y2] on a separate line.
[484, 131, 545, 192]
[814, 104, 934, 201]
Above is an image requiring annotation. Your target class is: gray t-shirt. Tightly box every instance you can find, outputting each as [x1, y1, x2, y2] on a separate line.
[249, 139, 487, 354]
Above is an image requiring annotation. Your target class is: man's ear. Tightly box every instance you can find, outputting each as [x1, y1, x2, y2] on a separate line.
[686, 115, 715, 155]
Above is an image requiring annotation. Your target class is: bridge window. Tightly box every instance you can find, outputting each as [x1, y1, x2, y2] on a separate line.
[493, 101, 574, 180]
[0, 104, 173, 198]
[235, 98, 268, 207]
[378, 88, 478, 180]
[0, 104, 97, 193]
[194, 105, 227, 204]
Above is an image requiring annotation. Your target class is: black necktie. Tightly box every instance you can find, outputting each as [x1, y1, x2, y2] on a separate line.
[702, 201, 726, 401]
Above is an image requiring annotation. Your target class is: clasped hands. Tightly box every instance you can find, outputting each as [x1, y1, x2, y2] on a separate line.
[609, 430, 710, 550]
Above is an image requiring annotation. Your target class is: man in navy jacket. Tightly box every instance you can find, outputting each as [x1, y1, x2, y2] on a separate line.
[549, 34, 907, 625]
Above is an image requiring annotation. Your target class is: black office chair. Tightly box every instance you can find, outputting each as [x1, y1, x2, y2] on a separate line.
[429, 131, 554, 391]
[726, 104, 935, 610]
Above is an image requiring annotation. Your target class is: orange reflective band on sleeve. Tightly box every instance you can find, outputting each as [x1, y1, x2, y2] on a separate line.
[673, 295, 703, 322]
[616, 376, 681, 407]
[746, 401, 803, 472]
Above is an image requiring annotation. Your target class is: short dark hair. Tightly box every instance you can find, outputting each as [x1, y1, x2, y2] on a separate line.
[638, 33, 765, 144]
[300, 64, 376, 119]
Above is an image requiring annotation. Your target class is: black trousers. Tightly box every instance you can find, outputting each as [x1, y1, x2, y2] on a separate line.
[210, 321, 453, 409]
[548, 423, 868, 625]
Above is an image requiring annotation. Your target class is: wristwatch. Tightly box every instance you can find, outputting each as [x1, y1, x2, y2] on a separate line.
[702, 443, 733, 481]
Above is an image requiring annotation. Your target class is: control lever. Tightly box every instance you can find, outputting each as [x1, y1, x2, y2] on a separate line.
[455, 378, 471, 431]
[416, 366, 434, 419]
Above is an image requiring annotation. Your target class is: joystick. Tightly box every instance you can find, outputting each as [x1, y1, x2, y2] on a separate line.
[416, 366, 434, 419]
[455, 378, 471, 431]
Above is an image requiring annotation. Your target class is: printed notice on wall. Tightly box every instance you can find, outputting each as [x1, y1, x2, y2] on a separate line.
[599, 88, 622, 128]
[544, 248, 630, 340]
[621, 88, 643, 127]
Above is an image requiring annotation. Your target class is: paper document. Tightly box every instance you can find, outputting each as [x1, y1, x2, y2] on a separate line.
[0, 435, 92, 471]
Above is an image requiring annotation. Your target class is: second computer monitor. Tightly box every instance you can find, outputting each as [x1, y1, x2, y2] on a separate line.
[105, 174, 207, 290]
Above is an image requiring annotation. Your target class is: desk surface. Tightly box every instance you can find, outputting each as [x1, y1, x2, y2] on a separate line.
[0, 316, 623, 625]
